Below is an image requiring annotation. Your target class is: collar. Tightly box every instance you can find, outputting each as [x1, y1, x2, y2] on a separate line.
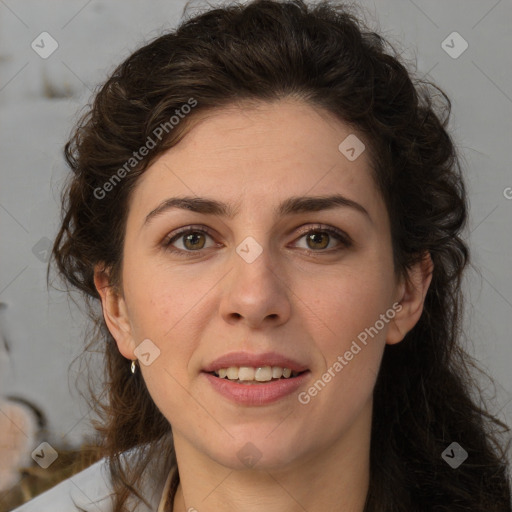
[157, 465, 177, 511]
[122, 445, 179, 512]
[10, 443, 179, 512]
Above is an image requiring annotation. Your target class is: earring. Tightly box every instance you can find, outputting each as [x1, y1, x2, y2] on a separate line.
[131, 359, 137, 374]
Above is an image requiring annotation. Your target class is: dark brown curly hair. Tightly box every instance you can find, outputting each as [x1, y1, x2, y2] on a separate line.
[47, 0, 512, 510]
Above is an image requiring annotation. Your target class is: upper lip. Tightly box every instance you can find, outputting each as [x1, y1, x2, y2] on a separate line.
[202, 351, 309, 373]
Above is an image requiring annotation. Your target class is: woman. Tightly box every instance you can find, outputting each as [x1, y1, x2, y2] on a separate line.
[17, 0, 511, 510]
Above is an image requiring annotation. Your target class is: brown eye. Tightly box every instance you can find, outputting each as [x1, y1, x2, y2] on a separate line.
[163, 227, 216, 256]
[162, 224, 352, 257]
[294, 226, 352, 253]
[305, 231, 330, 250]
[182, 232, 207, 250]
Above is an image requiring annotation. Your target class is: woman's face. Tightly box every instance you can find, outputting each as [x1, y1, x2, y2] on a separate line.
[98, 99, 416, 471]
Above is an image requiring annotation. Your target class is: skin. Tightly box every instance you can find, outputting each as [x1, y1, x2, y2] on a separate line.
[94, 98, 433, 512]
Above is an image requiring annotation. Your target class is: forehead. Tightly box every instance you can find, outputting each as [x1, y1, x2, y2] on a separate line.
[126, 99, 384, 226]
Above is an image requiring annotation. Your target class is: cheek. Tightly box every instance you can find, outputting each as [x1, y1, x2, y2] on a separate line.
[121, 260, 202, 401]
[297, 265, 393, 402]
[304, 262, 395, 345]
[297, 256, 393, 409]
[307, 287, 389, 394]
[297, 274, 389, 432]
[122, 251, 200, 335]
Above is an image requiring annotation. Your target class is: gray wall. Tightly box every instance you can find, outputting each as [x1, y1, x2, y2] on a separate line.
[1, 0, 511, 451]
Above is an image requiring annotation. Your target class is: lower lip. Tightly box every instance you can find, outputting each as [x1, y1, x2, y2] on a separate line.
[202, 371, 310, 406]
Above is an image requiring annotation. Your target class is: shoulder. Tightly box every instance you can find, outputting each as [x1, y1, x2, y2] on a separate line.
[11, 457, 114, 511]
[11, 444, 171, 512]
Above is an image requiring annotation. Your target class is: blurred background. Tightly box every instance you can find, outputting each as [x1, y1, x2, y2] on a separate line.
[0, 0, 511, 508]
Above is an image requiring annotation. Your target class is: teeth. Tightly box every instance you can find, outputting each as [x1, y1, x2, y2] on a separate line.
[255, 367, 272, 381]
[212, 366, 300, 382]
[272, 366, 283, 378]
[226, 367, 238, 380]
[238, 367, 255, 380]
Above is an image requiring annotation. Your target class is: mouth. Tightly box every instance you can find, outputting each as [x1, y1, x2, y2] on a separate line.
[201, 351, 310, 404]
[202, 367, 311, 405]
[205, 366, 308, 384]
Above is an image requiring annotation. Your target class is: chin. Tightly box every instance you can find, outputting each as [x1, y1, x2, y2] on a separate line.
[206, 434, 304, 472]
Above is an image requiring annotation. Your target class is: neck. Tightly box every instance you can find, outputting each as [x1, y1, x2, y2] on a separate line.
[171, 400, 372, 512]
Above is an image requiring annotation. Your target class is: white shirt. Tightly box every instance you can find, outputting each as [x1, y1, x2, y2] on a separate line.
[11, 447, 177, 512]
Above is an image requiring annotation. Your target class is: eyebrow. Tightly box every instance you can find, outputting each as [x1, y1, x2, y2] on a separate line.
[143, 194, 372, 227]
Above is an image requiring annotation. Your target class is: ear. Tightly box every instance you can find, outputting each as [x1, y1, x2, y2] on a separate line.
[93, 263, 136, 360]
[386, 252, 433, 345]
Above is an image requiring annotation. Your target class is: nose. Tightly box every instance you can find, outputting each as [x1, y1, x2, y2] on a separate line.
[219, 239, 292, 329]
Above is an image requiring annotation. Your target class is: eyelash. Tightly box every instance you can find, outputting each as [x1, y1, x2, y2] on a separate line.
[161, 224, 353, 257]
